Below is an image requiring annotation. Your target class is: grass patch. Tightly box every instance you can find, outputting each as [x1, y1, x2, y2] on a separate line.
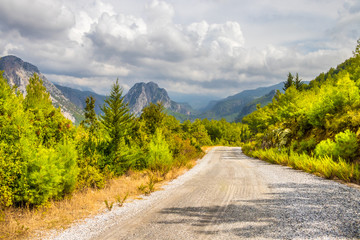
[243, 145, 360, 184]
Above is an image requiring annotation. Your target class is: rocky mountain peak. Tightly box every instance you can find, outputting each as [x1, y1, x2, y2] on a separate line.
[124, 81, 191, 116]
[0, 55, 83, 123]
[0, 55, 40, 74]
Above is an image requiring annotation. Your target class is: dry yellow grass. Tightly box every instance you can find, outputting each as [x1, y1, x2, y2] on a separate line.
[0, 159, 199, 240]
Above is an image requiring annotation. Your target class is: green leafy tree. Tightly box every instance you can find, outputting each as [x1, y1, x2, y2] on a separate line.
[24, 73, 52, 110]
[189, 119, 212, 147]
[24, 73, 73, 147]
[140, 102, 165, 135]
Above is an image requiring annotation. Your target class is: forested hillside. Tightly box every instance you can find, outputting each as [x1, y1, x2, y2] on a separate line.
[242, 41, 360, 183]
[0, 74, 248, 209]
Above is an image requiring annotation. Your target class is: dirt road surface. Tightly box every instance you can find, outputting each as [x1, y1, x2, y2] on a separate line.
[57, 147, 360, 240]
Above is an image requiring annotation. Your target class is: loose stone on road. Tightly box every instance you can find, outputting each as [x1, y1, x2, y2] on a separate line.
[53, 147, 360, 240]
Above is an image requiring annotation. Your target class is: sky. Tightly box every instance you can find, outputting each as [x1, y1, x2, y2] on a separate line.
[0, 0, 359, 102]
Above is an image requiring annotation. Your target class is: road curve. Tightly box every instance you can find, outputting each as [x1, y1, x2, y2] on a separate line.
[55, 147, 360, 240]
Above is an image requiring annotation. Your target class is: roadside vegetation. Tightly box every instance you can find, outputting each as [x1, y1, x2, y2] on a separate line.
[242, 40, 360, 184]
[0, 73, 247, 239]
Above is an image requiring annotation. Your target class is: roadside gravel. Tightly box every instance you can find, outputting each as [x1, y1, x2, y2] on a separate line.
[46, 147, 360, 240]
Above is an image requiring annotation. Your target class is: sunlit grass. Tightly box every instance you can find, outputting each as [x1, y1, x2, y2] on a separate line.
[243, 145, 360, 184]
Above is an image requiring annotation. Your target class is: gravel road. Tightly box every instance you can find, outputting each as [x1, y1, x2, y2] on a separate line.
[50, 147, 360, 240]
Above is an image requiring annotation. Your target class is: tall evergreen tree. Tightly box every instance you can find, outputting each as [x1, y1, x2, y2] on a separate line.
[101, 79, 133, 150]
[353, 38, 360, 57]
[283, 72, 294, 91]
[294, 73, 303, 90]
[82, 96, 99, 134]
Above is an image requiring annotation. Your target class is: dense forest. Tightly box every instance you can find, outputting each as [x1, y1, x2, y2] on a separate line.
[0, 75, 248, 208]
[242, 41, 360, 183]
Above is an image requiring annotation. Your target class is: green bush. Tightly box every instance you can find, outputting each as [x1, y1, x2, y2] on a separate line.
[147, 129, 173, 174]
[77, 165, 105, 189]
[315, 130, 358, 161]
[314, 139, 336, 158]
[333, 129, 358, 161]
[298, 138, 317, 154]
[14, 142, 78, 206]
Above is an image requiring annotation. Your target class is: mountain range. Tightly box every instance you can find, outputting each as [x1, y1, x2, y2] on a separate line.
[0, 55, 84, 122]
[0, 55, 283, 123]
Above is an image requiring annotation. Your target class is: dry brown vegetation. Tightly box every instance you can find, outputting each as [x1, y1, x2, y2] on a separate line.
[0, 158, 199, 240]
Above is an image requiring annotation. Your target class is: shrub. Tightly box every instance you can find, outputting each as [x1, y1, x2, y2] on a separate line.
[315, 130, 358, 161]
[333, 129, 358, 161]
[147, 129, 173, 174]
[298, 138, 317, 154]
[14, 142, 78, 206]
[314, 139, 336, 158]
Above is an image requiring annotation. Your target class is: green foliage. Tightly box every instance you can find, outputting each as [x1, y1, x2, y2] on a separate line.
[147, 129, 173, 174]
[283, 72, 294, 91]
[334, 130, 358, 160]
[292, 138, 317, 154]
[314, 139, 336, 158]
[294, 73, 304, 90]
[82, 96, 99, 134]
[241, 40, 360, 184]
[104, 200, 114, 211]
[101, 79, 133, 150]
[100, 79, 135, 176]
[116, 192, 129, 207]
[24, 73, 52, 111]
[0, 70, 248, 209]
[315, 130, 358, 161]
[353, 38, 360, 57]
[13, 141, 78, 206]
[243, 144, 360, 183]
[140, 102, 165, 135]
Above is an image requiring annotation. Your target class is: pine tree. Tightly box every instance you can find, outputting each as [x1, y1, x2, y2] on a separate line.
[82, 96, 99, 134]
[100, 79, 133, 151]
[294, 73, 303, 90]
[353, 38, 360, 57]
[283, 72, 294, 91]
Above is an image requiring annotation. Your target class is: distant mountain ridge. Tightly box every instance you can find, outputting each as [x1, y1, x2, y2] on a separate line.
[0, 55, 283, 123]
[0, 55, 83, 123]
[54, 82, 194, 118]
[54, 84, 106, 115]
[198, 82, 283, 121]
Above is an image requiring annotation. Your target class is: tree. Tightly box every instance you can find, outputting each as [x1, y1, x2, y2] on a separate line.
[24, 73, 72, 147]
[294, 73, 304, 90]
[283, 72, 294, 91]
[147, 129, 173, 174]
[24, 73, 52, 110]
[140, 102, 165, 135]
[100, 79, 133, 151]
[353, 38, 360, 57]
[82, 96, 99, 134]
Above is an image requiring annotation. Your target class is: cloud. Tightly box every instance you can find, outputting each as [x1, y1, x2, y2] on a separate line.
[0, 0, 358, 99]
[0, 0, 75, 39]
